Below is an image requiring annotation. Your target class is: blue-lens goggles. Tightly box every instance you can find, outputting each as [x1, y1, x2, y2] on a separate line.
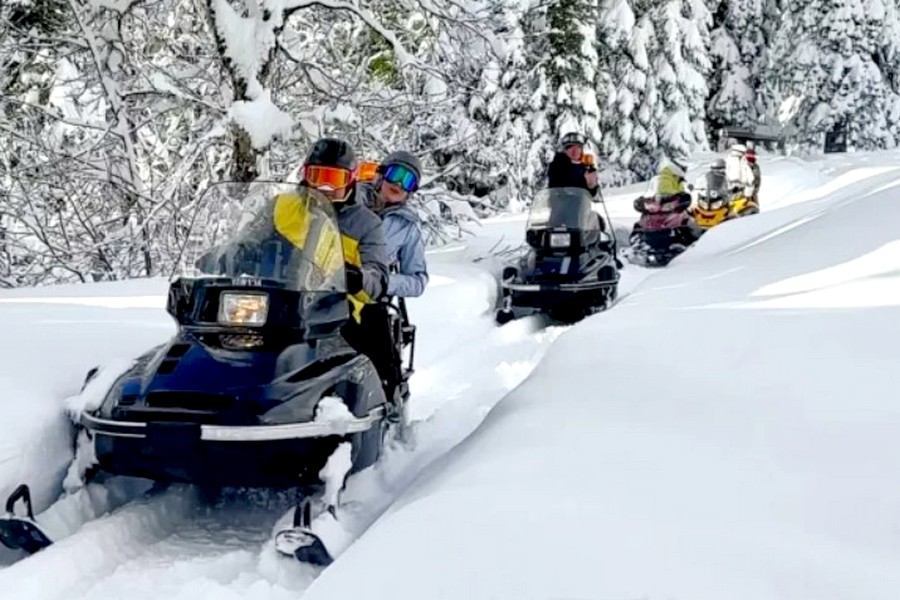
[382, 164, 419, 192]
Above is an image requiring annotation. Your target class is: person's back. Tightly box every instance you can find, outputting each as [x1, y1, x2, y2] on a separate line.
[745, 148, 761, 202]
[725, 144, 755, 192]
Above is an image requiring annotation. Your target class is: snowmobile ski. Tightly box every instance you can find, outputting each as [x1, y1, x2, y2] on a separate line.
[274, 490, 335, 566]
[0, 484, 54, 554]
[275, 527, 333, 566]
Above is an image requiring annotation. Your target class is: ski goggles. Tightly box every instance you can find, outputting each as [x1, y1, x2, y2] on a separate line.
[381, 163, 419, 192]
[303, 165, 353, 191]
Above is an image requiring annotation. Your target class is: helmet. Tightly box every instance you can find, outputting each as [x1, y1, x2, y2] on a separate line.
[303, 137, 357, 171]
[730, 143, 747, 154]
[301, 137, 357, 194]
[559, 132, 586, 149]
[379, 150, 422, 193]
[380, 150, 422, 182]
[710, 158, 726, 171]
[659, 155, 688, 179]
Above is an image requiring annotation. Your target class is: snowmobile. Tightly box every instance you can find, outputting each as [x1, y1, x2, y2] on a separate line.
[495, 186, 619, 324]
[691, 169, 731, 232]
[0, 182, 415, 567]
[727, 187, 760, 218]
[626, 193, 699, 267]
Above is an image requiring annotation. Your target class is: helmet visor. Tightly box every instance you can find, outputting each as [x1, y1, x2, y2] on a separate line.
[382, 163, 419, 192]
[304, 165, 353, 191]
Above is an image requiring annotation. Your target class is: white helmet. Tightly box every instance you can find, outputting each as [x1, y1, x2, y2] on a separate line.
[730, 143, 747, 154]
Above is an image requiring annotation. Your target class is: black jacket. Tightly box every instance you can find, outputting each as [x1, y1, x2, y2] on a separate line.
[547, 152, 598, 196]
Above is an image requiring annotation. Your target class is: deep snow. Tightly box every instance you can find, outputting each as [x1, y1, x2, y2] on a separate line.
[0, 199, 646, 595]
[300, 151, 900, 600]
[5, 149, 896, 599]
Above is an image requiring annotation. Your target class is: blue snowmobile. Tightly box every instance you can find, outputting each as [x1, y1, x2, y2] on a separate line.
[0, 182, 415, 566]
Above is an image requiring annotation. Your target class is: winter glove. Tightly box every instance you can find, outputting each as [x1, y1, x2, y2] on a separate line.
[345, 263, 364, 295]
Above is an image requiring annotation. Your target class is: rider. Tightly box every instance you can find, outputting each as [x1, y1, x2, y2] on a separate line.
[725, 144, 757, 199]
[744, 146, 761, 203]
[631, 156, 697, 243]
[203, 138, 397, 399]
[705, 158, 728, 198]
[548, 132, 600, 197]
[297, 138, 405, 404]
[298, 138, 389, 312]
[358, 150, 429, 298]
[634, 156, 692, 213]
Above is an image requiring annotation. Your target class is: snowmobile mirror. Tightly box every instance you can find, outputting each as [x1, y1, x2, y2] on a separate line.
[166, 279, 194, 322]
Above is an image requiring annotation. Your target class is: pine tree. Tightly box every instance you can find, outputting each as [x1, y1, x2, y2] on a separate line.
[651, 0, 713, 160]
[707, 0, 767, 132]
[599, 0, 711, 179]
[524, 0, 602, 185]
[768, 0, 900, 150]
[598, 0, 654, 181]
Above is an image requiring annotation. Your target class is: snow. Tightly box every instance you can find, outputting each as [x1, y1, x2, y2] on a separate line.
[319, 443, 352, 508]
[298, 150, 900, 600]
[313, 397, 356, 426]
[229, 89, 295, 149]
[0, 279, 174, 539]
[5, 150, 900, 598]
[0, 210, 579, 591]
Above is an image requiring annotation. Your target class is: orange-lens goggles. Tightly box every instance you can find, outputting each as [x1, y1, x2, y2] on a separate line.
[581, 153, 596, 167]
[304, 165, 353, 190]
[358, 161, 378, 182]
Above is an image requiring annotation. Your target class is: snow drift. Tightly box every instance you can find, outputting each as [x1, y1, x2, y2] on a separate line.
[301, 157, 900, 600]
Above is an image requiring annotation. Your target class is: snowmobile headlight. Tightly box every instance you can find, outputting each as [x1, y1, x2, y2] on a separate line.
[218, 292, 269, 326]
[549, 232, 571, 248]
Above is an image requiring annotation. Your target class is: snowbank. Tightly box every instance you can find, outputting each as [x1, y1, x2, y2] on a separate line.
[0, 220, 570, 595]
[0, 279, 174, 531]
[301, 156, 900, 599]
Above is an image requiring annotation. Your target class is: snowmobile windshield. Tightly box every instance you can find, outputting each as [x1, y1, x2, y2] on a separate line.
[171, 182, 346, 293]
[527, 187, 599, 231]
[704, 171, 728, 198]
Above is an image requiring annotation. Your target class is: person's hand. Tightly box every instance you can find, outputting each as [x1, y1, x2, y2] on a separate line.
[585, 170, 598, 188]
[345, 263, 363, 294]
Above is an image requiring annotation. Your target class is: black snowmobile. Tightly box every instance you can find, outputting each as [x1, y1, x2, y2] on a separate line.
[0, 182, 415, 566]
[495, 186, 619, 324]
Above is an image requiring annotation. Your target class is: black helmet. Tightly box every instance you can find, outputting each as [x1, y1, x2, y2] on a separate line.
[559, 132, 586, 149]
[380, 150, 422, 182]
[303, 137, 356, 171]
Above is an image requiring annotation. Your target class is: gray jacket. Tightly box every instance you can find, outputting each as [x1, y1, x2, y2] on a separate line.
[358, 182, 429, 297]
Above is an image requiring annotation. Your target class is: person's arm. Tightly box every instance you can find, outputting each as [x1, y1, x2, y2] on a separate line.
[387, 220, 428, 297]
[356, 218, 389, 300]
[547, 152, 571, 187]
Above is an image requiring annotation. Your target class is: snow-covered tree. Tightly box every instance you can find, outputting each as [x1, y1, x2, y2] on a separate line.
[599, 0, 711, 179]
[707, 0, 767, 131]
[598, 0, 654, 181]
[767, 0, 900, 150]
[652, 0, 712, 159]
[521, 0, 602, 186]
